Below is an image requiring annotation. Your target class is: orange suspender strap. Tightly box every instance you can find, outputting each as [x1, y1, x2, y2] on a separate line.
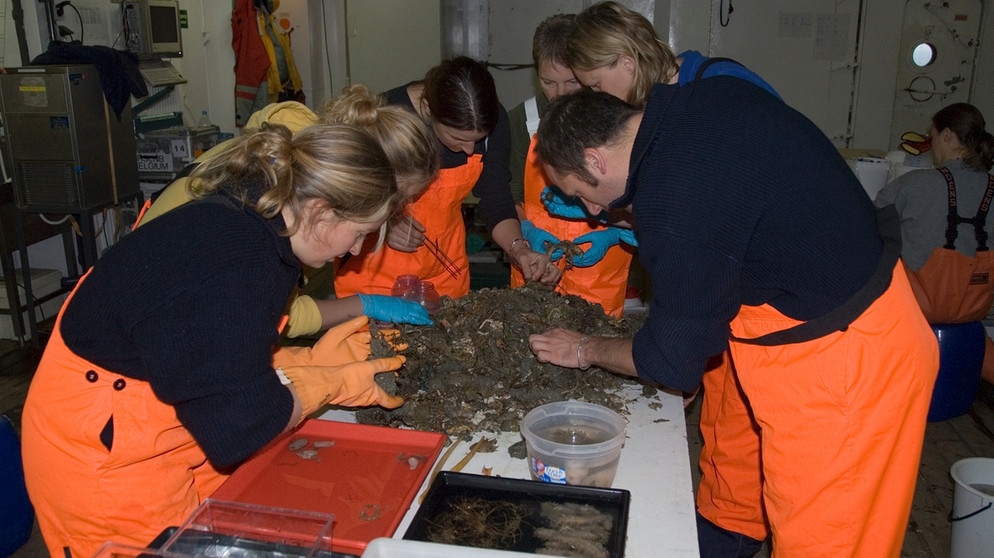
[132, 199, 153, 231]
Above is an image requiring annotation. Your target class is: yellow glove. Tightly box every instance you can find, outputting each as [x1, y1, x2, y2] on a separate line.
[281, 355, 407, 416]
[274, 316, 373, 369]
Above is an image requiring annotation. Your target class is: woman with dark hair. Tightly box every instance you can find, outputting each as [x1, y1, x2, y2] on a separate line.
[335, 57, 558, 299]
[876, 102, 994, 384]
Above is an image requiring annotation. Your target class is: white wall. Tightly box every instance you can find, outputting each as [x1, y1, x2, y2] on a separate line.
[2, 0, 993, 277]
[11, 0, 983, 149]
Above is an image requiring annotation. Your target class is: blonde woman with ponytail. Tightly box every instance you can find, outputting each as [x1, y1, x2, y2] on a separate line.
[21, 123, 407, 558]
[139, 85, 441, 335]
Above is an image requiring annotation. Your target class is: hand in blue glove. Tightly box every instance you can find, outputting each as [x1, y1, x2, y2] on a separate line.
[572, 227, 638, 267]
[520, 219, 564, 260]
[541, 186, 609, 221]
[358, 293, 433, 325]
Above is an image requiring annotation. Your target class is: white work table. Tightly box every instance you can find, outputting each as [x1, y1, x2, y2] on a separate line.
[319, 385, 699, 557]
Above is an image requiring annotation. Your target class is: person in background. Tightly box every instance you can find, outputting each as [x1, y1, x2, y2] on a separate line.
[530, 86, 938, 557]
[875, 103, 994, 385]
[507, 13, 634, 318]
[335, 56, 559, 301]
[564, 1, 779, 106]
[548, 3, 782, 554]
[22, 123, 409, 557]
[139, 85, 440, 335]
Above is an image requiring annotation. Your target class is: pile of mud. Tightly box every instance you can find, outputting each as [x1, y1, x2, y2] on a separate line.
[358, 283, 654, 436]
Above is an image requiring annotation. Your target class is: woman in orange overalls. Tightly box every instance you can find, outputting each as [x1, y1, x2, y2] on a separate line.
[21, 124, 406, 558]
[335, 57, 560, 300]
[507, 14, 634, 318]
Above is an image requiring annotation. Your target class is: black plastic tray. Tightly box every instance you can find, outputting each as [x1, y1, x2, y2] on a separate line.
[404, 471, 630, 557]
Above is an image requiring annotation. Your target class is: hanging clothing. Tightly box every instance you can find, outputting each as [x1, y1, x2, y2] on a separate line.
[509, 96, 633, 317]
[232, 0, 271, 127]
[257, 0, 304, 105]
[231, 0, 303, 127]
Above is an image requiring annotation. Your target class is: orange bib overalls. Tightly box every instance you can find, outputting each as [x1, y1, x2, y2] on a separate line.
[335, 155, 482, 299]
[510, 133, 633, 317]
[21, 272, 227, 558]
[697, 262, 938, 557]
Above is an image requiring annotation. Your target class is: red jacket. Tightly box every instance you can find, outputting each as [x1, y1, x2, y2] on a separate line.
[231, 0, 270, 126]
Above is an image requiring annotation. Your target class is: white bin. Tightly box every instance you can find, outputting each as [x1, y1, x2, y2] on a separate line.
[949, 457, 994, 558]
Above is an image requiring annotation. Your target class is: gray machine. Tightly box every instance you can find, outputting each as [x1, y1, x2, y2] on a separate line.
[0, 64, 140, 213]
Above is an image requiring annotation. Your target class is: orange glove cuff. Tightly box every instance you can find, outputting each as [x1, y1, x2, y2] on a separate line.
[281, 356, 406, 417]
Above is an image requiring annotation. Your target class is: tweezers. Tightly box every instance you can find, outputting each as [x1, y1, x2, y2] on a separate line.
[425, 237, 461, 279]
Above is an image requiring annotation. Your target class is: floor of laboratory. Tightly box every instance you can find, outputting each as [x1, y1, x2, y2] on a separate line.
[3, 336, 994, 557]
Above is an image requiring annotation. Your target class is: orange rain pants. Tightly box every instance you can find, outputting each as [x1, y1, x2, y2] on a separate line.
[698, 262, 939, 557]
[335, 155, 483, 299]
[510, 136, 633, 317]
[21, 275, 227, 558]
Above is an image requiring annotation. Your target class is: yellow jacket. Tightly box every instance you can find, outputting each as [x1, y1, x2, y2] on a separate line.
[137, 102, 323, 337]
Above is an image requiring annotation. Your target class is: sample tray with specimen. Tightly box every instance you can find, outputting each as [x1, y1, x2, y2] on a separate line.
[212, 420, 446, 555]
[405, 471, 630, 557]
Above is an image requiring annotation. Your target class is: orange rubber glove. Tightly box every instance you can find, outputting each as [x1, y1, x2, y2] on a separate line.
[281, 355, 407, 417]
[273, 316, 373, 369]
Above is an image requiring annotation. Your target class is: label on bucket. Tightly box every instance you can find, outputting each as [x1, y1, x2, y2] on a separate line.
[531, 457, 567, 484]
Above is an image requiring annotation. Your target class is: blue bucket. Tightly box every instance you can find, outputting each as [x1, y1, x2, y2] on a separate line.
[0, 415, 34, 557]
[928, 322, 986, 422]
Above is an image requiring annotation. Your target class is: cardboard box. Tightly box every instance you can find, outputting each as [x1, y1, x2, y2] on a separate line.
[0, 268, 64, 340]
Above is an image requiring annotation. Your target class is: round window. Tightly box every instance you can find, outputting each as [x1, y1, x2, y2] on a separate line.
[912, 42, 937, 67]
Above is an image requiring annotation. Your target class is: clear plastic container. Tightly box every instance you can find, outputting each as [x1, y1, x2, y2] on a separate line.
[417, 281, 441, 313]
[520, 401, 627, 488]
[391, 275, 441, 314]
[391, 274, 421, 299]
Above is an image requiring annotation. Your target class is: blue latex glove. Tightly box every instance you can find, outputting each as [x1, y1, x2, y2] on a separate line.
[572, 228, 638, 267]
[541, 186, 609, 221]
[520, 219, 564, 261]
[358, 293, 433, 325]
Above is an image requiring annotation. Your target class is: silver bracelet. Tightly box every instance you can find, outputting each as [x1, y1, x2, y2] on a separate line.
[509, 237, 530, 253]
[577, 336, 591, 370]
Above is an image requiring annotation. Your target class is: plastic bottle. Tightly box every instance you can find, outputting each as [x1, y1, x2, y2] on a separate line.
[197, 110, 213, 127]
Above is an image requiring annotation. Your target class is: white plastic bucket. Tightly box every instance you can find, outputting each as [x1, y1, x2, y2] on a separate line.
[949, 457, 994, 558]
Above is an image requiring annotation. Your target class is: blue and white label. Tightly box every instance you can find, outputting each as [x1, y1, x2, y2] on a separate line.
[531, 457, 567, 484]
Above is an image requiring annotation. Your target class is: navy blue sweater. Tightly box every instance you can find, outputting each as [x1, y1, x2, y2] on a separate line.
[61, 195, 299, 468]
[623, 78, 882, 391]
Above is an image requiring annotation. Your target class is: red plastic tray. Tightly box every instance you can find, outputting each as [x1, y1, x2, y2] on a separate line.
[211, 419, 446, 555]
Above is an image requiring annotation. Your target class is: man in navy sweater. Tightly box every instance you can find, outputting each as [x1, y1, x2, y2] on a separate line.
[529, 84, 938, 557]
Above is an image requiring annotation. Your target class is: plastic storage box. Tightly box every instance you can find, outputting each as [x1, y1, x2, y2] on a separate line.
[136, 125, 220, 180]
[158, 499, 335, 557]
[406, 471, 630, 557]
[210, 420, 446, 555]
